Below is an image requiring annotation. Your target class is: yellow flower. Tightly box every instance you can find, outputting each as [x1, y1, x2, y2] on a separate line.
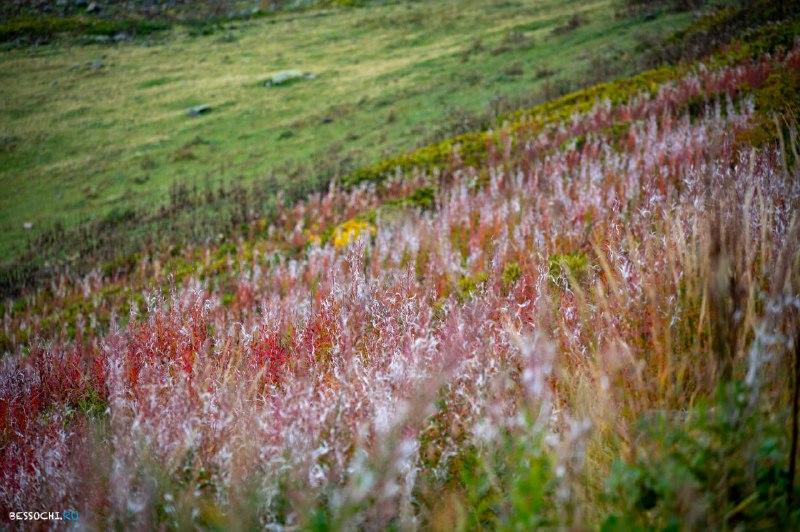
[332, 219, 374, 248]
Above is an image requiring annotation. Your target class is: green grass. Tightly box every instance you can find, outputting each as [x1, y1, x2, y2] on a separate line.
[0, 0, 691, 264]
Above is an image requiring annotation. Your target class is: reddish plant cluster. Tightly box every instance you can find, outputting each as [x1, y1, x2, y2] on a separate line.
[125, 293, 210, 387]
[250, 331, 293, 388]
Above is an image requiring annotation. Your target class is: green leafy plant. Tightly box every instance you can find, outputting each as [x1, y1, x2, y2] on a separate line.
[548, 251, 591, 288]
[604, 382, 800, 530]
[502, 262, 521, 286]
[457, 272, 489, 300]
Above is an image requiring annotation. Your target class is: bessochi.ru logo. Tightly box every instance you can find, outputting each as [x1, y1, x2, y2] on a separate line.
[9, 510, 79, 521]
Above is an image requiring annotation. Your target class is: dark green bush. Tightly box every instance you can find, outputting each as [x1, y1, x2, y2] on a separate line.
[604, 382, 800, 530]
[406, 186, 435, 209]
[644, 0, 800, 67]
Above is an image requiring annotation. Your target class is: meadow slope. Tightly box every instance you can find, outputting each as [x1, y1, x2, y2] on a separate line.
[0, 0, 690, 266]
[1, 16, 800, 527]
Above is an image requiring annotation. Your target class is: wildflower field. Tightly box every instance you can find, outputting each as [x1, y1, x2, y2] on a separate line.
[2, 1, 800, 530]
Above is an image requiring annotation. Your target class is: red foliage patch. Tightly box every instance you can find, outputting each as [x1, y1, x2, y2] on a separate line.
[250, 332, 293, 388]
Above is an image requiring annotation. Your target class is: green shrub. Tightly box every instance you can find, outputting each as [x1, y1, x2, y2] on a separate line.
[502, 262, 522, 286]
[603, 381, 800, 530]
[457, 272, 489, 300]
[646, 0, 800, 67]
[406, 186, 435, 209]
[548, 251, 591, 287]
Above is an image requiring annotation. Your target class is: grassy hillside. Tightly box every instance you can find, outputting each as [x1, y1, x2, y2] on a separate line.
[2, 1, 800, 530]
[1, 1, 799, 526]
[0, 0, 689, 266]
